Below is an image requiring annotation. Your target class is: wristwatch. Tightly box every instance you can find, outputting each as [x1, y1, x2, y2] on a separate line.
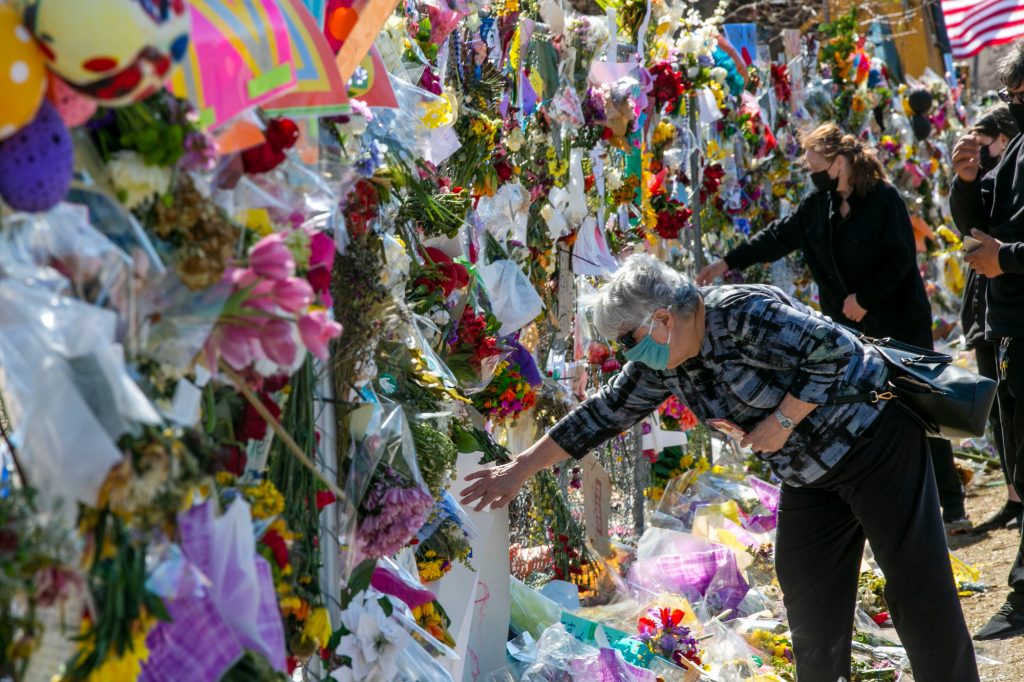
[774, 408, 795, 430]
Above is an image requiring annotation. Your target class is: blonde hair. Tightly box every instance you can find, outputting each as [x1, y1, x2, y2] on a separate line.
[801, 123, 886, 197]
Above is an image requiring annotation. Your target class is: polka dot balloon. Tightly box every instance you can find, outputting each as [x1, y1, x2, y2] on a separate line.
[0, 101, 74, 212]
[22, 0, 190, 106]
[0, 4, 48, 140]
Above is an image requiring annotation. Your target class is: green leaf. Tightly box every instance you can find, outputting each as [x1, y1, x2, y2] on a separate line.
[347, 558, 377, 595]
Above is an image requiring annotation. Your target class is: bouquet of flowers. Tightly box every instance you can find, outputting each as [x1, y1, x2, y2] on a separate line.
[636, 606, 705, 670]
[471, 360, 538, 424]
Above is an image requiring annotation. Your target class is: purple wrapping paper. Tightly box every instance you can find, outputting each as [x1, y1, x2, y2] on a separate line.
[633, 548, 749, 613]
[140, 590, 244, 682]
[570, 648, 658, 682]
[505, 338, 543, 387]
[147, 500, 287, 674]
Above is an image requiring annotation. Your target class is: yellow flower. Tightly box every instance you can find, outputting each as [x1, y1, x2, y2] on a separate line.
[653, 119, 676, 146]
[245, 480, 285, 520]
[302, 607, 332, 648]
[77, 618, 152, 682]
[215, 471, 236, 488]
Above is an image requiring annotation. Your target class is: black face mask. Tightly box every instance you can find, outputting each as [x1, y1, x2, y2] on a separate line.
[810, 169, 839, 193]
[1010, 102, 1024, 130]
[980, 144, 996, 172]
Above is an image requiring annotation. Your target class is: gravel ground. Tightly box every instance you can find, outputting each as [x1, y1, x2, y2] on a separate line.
[948, 471, 1024, 681]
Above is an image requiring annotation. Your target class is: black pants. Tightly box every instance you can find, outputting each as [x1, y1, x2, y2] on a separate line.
[975, 338, 1010, 488]
[885, 322, 965, 518]
[776, 406, 978, 682]
[996, 339, 1024, 595]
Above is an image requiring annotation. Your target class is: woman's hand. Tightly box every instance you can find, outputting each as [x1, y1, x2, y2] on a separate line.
[842, 294, 867, 322]
[696, 259, 728, 286]
[740, 416, 792, 454]
[951, 134, 982, 183]
[459, 457, 532, 511]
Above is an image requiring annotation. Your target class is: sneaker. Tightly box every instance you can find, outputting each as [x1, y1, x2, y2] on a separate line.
[974, 597, 1024, 640]
[944, 516, 973, 534]
[973, 501, 1024, 534]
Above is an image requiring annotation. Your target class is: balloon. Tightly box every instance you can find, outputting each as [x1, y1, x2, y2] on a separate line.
[0, 101, 73, 212]
[22, 0, 190, 106]
[907, 87, 934, 116]
[0, 4, 48, 140]
[46, 75, 98, 127]
[911, 113, 933, 141]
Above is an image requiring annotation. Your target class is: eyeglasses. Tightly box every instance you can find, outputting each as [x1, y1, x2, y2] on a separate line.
[998, 87, 1024, 104]
[618, 326, 642, 350]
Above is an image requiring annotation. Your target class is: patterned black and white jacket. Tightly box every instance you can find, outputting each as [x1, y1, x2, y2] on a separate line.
[549, 284, 892, 486]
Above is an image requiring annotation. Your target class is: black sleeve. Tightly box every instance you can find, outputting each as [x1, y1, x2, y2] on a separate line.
[949, 176, 988, 235]
[724, 196, 808, 270]
[854, 188, 918, 311]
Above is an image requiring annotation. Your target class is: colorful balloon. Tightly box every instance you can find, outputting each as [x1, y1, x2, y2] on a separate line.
[22, 0, 190, 106]
[0, 101, 73, 212]
[46, 75, 98, 127]
[0, 4, 48, 140]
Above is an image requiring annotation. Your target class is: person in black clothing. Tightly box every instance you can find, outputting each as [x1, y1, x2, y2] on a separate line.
[958, 106, 1023, 534]
[950, 40, 1024, 641]
[698, 122, 968, 529]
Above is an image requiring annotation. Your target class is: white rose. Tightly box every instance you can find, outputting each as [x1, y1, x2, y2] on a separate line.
[606, 167, 623, 191]
[688, 66, 700, 79]
[711, 67, 728, 84]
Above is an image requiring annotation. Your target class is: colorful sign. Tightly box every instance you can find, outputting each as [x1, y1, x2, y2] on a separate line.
[169, 0, 297, 129]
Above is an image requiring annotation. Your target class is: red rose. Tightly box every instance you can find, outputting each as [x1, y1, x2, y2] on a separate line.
[315, 490, 336, 510]
[236, 392, 282, 442]
[241, 118, 299, 174]
[262, 529, 289, 569]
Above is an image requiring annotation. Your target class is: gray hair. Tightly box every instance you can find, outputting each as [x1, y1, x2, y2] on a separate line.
[999, 41, 1024, 89]
[591, 255, 700, 340]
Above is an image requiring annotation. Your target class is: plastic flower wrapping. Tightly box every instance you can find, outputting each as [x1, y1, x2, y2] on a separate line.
[0, 0, 991, 680]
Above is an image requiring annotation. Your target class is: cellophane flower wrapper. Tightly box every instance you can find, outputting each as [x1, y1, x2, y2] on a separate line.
[509, 576, 562, 639]
[477, 259, 545, 337]
[0, 280, 160, 513]
[655, 470, 779, 534]
[0, 203, 136, 317]
[343, 401, 432, 574]
[517, 623, 655, 682]
[65, 183, 166, 277]
[416, 492, 479, 544]
[386, 594, 461, 669]
[135, 271, 232, 372]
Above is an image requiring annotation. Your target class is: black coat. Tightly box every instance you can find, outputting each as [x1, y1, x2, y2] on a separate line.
[724, 181, 933, 347]
[950, 133, 1024, 340]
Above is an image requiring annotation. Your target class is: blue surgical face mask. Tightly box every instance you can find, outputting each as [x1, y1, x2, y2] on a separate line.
[623, 318, 672, 370]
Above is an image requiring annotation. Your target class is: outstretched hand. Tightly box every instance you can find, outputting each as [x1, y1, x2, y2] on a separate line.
[459, 459, 530, 511]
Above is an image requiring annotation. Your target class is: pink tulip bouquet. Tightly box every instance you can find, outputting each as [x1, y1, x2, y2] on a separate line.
[204, 230, 342, 376]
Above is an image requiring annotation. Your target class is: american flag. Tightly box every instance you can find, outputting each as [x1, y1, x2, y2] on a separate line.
[942, 0, 1024, 59]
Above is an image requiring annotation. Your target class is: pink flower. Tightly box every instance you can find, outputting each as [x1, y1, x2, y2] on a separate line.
[273, 277, 313, 313]
[208, 323, 263, 371]
[260, 319, 298, 366]
[249, 233, 295, 280]
[299, 310, 342, 360]
[309, 232, 335, 271]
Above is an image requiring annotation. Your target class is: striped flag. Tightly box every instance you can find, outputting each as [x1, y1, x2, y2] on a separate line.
[942, 0, 1024, 59]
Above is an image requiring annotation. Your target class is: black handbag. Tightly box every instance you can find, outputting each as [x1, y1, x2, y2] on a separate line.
[833, 336, 997, 439]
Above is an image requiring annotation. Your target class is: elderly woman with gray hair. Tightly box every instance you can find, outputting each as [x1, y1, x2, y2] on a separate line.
[461, 255, 978, 681]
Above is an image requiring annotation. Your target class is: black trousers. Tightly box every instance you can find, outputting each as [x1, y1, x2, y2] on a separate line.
[975, 338, 1010, 488]
[776, 406, 978, 682]
[885, 322, 965, 518]
[996, 339, 1024, 595]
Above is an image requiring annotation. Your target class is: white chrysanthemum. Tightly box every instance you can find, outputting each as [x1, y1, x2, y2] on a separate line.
[108, 150, 172, 209]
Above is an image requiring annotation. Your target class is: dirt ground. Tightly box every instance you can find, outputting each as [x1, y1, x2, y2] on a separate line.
[947, 469, 1024, 681]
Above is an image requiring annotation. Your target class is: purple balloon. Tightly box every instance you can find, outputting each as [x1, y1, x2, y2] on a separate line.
[0, 101, 73, 213]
